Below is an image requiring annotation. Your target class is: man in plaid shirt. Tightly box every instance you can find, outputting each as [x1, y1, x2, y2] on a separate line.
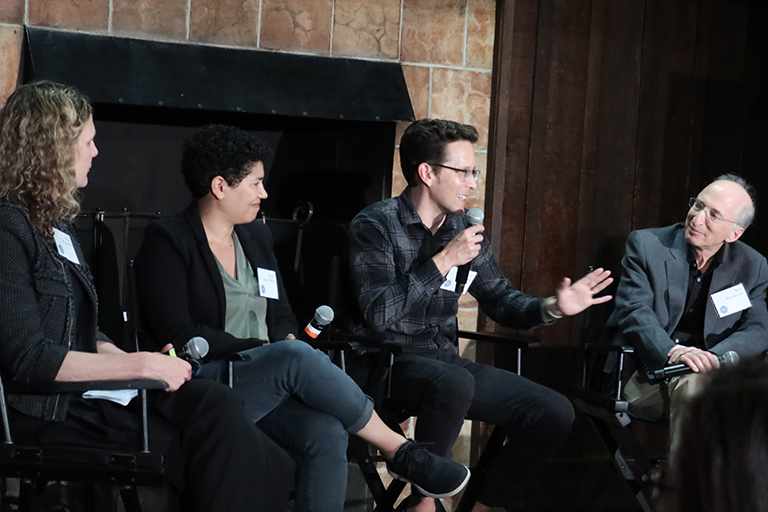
[345, 119, 613, 512]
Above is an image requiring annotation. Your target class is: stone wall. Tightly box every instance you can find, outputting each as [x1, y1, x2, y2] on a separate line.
[0, 2, 495, 506]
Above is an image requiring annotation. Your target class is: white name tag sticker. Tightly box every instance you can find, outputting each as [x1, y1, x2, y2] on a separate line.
[256, 268, 279, 299]
[440, 267, 478, 294]
[52, 228, 80, 264]
[711, 283, 751, 318]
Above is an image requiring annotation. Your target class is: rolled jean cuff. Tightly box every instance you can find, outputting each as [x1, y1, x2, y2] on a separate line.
[346, 395, 375, 433]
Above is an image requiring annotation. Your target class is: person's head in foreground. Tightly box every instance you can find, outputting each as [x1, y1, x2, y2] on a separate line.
[664, 357, 768, 512]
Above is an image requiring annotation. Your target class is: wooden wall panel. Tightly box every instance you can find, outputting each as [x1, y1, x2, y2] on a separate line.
[633, 0, 702, 230]
[478, 0, 768, 505]
[484, 0, 765, 346]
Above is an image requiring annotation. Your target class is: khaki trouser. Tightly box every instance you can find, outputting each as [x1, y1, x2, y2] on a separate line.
[623, 370, 708, 452]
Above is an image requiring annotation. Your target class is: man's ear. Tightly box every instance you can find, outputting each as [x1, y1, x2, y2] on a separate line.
[726, 226, 745, 243]
[210, 176, 226, 199]
[416, 162, 435, 188]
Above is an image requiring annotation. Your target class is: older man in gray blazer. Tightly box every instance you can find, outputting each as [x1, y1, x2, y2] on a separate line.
[604, 174, 768, 438]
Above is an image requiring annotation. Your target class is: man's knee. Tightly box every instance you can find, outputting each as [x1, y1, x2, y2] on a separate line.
[427, 366, 476, 409]
[546, 391, 575, 433]
[508, 388, 574, 439]
[669, 373, 707, 403]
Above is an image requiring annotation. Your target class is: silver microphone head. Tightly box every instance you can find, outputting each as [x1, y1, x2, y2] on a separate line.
[314, 305, 335, 327]
[720, 350, 739, 368]
[186, 336, 209, 360]
[466, 208, 484, 226]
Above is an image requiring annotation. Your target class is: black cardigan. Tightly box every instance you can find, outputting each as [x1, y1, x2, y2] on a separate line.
[135, 202, 299, 357]
[0, 201, 105, 421]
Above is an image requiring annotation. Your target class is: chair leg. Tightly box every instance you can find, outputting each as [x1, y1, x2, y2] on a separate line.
[119, 485, 143, 512]
[17, 479, 36, 512]
[453, 426, 509, 512]
[349, 436, 403, 512]
[588, 416, 656, 512]
[372, 480, 406, 512]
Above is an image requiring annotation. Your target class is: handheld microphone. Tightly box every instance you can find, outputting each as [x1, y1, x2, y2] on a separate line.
[170, 336, 209, 371]
[455, 208, 484, 294]
[650, 350, 739, 381]
[302, 306, 334, 340]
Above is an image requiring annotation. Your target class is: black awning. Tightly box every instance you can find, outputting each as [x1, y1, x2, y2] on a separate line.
[24, 27, 414, 123]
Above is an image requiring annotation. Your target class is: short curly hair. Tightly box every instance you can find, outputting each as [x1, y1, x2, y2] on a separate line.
[0, 81, 92, 238]
[399, 119, 479, 187]
[181, 125, 270, 199]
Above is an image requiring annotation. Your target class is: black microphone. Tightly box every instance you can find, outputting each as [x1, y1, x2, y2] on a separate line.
[650, 350, 739, 381]
[455, 208, 484, 294]
[301, 305, 334, 340]
[174, 336, 209, 371]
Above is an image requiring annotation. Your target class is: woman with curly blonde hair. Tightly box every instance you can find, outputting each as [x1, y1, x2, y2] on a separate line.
[0, 80, 296, 511]
[0, 80, 91, 238]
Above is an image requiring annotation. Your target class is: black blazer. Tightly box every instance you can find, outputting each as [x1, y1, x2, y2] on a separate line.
[135, 202, 298, 357]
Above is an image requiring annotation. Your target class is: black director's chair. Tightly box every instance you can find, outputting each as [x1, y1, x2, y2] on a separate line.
[322, 325, 541, 512]
[0, 374, 169, 512]
[571, 343, 665, 512]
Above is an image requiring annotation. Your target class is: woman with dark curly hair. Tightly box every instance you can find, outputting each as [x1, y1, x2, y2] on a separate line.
[0, 81, 296, 511]
[135, 124, 471, 512]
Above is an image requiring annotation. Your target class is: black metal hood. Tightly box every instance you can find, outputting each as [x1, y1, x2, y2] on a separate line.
[23, 27, 414, 123]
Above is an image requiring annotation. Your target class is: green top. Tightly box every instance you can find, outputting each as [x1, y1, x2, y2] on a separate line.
[214, 232, 269, 341]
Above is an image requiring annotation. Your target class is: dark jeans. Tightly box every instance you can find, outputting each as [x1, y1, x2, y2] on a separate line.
[378, 350, 575, 509]
[10, 379, 294, 512]
[198, 340, 375, 512]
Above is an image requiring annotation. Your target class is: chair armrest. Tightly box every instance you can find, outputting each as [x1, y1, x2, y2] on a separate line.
[210, 352, 254, 362]
[307, 339, 361, 352]
[327, 329, 405, 354]
[206, 338, 269, 362]
[457, 330, 541, 350]
[583, 343, 634, 354]
[11, 379, 169, 393]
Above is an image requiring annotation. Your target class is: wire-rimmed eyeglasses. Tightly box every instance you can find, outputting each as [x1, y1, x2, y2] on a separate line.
[430, 163, 481, 182]
[688, 197, 740, 226]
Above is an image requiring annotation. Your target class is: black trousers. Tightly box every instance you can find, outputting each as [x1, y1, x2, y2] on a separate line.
[353, 350, 575, 509]
[10, 379, 294, 512]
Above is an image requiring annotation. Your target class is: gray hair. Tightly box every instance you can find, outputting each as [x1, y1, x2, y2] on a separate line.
[714, 174, 756, 229]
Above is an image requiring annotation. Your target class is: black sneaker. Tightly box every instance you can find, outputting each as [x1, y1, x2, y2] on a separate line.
[386, 440, 471, 499]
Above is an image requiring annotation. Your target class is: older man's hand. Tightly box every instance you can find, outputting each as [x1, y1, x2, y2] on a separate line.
[667, 345, 720, 373]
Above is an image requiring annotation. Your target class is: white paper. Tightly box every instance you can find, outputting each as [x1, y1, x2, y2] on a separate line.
[256, 267, 279, 299]
[711, 283, 752, 318]
[53, 228, 80, 264]
[82, 389, 138, 406]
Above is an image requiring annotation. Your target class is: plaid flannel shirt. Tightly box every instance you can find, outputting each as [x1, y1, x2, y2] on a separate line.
[345, 187, 548, 353]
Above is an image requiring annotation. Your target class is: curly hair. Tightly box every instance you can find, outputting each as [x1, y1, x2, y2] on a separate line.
[399, 119, 479, 187]
[181, 125, 270, 199]
[0, 81, 92, 238]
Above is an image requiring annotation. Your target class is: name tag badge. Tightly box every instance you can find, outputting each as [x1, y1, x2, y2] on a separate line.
[440, 267, 478, 294]
[52, 228, 80, 264]
[256, 268, 279, 299]
[711, 283, 752, 318]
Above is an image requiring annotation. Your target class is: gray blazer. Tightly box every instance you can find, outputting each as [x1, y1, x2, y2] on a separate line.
[604, 223, 768, 373]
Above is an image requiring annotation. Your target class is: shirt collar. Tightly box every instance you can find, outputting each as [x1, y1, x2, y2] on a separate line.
[396, 186, 463, 233]
[686, 242, 726, 273]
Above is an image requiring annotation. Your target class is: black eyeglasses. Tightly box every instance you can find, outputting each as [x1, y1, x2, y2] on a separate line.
[430, 163, 481, 182]
[688, 197, 740, 226]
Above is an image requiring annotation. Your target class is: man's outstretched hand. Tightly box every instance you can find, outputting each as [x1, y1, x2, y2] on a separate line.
[554, 268, 613, 316]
